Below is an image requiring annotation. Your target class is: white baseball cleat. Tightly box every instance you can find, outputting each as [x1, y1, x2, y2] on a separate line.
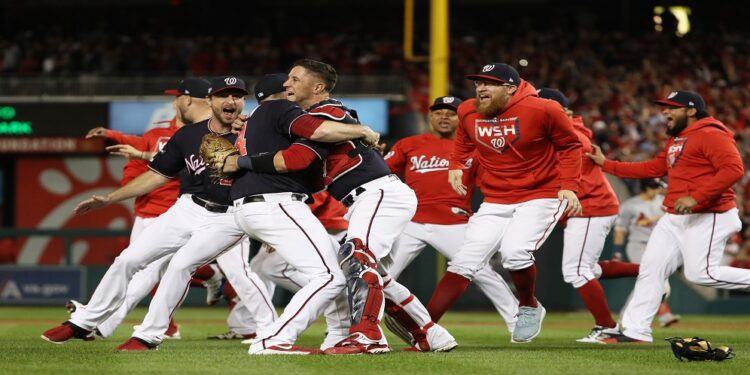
[248, 343, 320, 355]
[511, 300, 546, 343]
[423, 323, 458, 352]
[576, 326, 606, 344]
[658, 313, 681, 328]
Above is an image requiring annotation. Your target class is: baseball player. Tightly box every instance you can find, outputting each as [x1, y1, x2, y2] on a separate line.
[69, 78, 212, 340]
[587, 90, 748, 343]
[41, 77, 277, 352]
[222, 72, 384, 355]
[537, 88, 640, 343]
[224, 60, 457, 354]
[383, 95, 518, 335]
[424, 63, 582, 344]
[612, 178, 680, 328]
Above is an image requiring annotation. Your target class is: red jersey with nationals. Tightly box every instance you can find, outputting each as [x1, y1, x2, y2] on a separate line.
[104, 118, 180, 217]
[450, 81, 582, 204]
[386, 133, 477, 225]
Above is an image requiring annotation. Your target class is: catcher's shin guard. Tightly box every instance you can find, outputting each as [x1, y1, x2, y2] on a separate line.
[338, 238, 384, 340]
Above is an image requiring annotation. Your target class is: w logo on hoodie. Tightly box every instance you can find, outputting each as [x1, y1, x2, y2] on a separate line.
[474, 117, 521, 154]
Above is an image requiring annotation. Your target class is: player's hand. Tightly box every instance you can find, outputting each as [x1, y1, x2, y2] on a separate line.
[222, 154, 240, 173]
[558, 189, 583, 216]
[585, 144, 606, 166]
[360, 126, 380, 146]
[106, 144, 149, 160]
[85, 127, 108, 139]
[674, 196, 697, 214]
[74, 195, 112, 215]
[232, 115, 247, 134]
[448, 169, 467, 196]
[374, 143, 386, 156]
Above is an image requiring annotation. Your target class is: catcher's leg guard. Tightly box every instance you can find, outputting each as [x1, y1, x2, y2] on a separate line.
[338, 238, 384, 340]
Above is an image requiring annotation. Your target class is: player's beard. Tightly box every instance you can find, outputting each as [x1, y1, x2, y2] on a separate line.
[475, 94, 505, 117]
[666, 115, 688, 137]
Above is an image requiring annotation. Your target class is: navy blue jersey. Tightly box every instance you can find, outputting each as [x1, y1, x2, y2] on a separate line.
[230, 100, 327, 200]
[306, 99, 391, 200]
[149, 119, 236, 205]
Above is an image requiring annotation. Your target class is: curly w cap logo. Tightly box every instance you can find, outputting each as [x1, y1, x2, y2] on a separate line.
[442, 97, 455, 104]
[224, 77, 238, 85]
[481, 64, 495, 72]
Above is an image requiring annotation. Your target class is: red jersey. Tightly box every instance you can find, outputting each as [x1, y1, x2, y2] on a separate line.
[105, 118, 181, 217]
[602, 117, 743, 214]
[308, 191, 348, 231]
[571, 116, 619, 217]
[386, 133, 476, 225]
[450, 80, 582, 204]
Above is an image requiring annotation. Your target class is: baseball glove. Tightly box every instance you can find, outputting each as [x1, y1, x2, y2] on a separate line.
[665, 337, 735, 361]
[199, 134, 239, 181]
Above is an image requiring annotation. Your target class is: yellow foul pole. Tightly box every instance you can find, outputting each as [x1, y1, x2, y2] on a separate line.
[430, 0, 449, 101]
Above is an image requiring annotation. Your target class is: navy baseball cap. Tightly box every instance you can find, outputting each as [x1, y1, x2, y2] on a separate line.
[164, 78, 211, 97]
[466, 63, 521, 85]
[209, 76, 249, 96]
[537, 88, 570, 108]
[429, 96, 463, 111]
[654, 90, 706, 111]
[254, 73, 288, 103]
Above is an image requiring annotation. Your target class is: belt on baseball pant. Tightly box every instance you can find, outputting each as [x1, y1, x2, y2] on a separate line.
[241, 193, 307, 204]
[341, 174, 399, 208]
[191, 195, 230, 213]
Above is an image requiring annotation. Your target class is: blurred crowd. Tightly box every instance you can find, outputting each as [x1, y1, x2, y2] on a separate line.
[2, 27, 750, 265]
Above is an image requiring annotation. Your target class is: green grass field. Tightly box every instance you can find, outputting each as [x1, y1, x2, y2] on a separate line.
[0, 306, 747, 374]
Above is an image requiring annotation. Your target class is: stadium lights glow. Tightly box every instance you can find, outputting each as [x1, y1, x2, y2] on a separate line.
[653, 6, 691, 36]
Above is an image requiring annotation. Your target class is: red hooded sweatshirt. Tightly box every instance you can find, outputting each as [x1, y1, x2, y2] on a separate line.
[602, 117, 743, 214]
[571, 116, 619, 217]
[450, 80, 582, 204]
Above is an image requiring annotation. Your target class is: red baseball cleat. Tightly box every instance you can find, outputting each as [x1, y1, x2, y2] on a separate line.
[116, 337, 158, 351]
[322, 333, 390, 355]
[41, 322, 91, 344]
[164, 320, 181, 340]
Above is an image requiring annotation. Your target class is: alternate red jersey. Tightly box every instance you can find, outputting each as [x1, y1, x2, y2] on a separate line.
[571, 116, 619, 217]
[105, 118, 181, 218]
[386, 132, 476, 225]
[307, 191, 348, 231]
[602, 116, 743, 214]
[450, 80, 582, 204]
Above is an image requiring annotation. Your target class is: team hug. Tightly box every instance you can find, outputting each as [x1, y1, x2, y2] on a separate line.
[40, 59, 747, 354]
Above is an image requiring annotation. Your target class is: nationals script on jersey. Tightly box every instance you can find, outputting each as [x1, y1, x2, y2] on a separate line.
[385, 133, 477, 225]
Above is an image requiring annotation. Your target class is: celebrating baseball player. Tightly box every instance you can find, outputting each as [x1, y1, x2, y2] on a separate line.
[587, 90, 748, 343]
[73, 78, 210, 340]
[383, 95, 519, 335]
[537, 88, 640, 344]
[424, 63, 582, 344]
[41, 77, 277, 352]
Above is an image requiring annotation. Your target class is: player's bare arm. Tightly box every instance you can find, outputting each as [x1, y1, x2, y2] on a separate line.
[309, 121, 380, 145]
[106, 144, 154, 161]
[74, 171, 169, 215]
[558, 189, 583, 216]
[586, 144, 606, 166]
[448, 169, 467, 196]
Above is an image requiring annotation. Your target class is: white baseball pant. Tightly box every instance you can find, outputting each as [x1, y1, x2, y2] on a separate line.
[561, 215, 617, 288]
[233, 192, 346, 352]
[70, 195, 244, 334]
[388, 221, 518, 332]
[620, 209, 746, 341]
[249, 243, 351, 350]
[448, 199, 565, 277]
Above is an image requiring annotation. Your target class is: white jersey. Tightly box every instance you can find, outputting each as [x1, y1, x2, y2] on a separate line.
[615, 194, 665, 244]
